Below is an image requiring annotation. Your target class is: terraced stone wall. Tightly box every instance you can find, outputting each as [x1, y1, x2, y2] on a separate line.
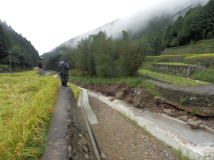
[151, 64, 204, 77]
[158, 87, 214, 115]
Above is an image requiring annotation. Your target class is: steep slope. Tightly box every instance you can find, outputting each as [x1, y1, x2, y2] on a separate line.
[43, 1, 207, 56]
[0, 20, 39, 69]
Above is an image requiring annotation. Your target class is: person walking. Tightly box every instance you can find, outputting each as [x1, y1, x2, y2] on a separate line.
[58, 58, 69, 87]
[38, 57, 45, 76]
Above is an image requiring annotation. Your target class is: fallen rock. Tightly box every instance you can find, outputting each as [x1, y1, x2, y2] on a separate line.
[179, 116, 188, 122]
[115, 91, 125, 100]
[153, 97, 164, 105]
[140, 102, 144, 108]
[109, 98, 114, 102]
[130, 92, 137, 98]
[127, 97, 133, 103]
[163, 109, 172, 116]
[192, 116, 197, 120]
[131, 88, 135, 93]
[122, 87, 129, 92]
[133, 95, 142, 107]
[187, 119, 202, 129]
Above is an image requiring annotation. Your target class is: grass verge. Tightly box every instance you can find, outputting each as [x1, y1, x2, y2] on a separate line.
[191, 69, 214, 84]
[69, 75, 160, 96]
[68, 82, 82, 100]
[0, 71, 60, 159]
[157, 62, 190, 65]
[139, 69, 207, 86]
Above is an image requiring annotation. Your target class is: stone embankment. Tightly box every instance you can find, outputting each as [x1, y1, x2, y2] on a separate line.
[151, 63, 207, 77]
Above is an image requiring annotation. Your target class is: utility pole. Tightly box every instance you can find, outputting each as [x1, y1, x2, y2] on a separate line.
[8, 50, 12, 72]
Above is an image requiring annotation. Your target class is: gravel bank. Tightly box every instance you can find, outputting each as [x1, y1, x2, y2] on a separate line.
[89, 96, 180, 160]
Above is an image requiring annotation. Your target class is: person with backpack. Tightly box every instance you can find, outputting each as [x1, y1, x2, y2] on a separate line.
[59, 58, 69, 87]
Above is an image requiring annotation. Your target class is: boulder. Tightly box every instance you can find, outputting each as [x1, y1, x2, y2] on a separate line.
[187, 119, 202, 129]
[131, 88, 135, 93]
[115, 91, 125, 100]
[163, 109, 172, 116]
[127, 97, 133, 103]
[179, 115, 188, 122]
[130, 92, 137, 98]
[153, 97, 164, 105]
[109, 98, 114, 102]
[140, 102, 144, 108]
[133, 95, 142, 107]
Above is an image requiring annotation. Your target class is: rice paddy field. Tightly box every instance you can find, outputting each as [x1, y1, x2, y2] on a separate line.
[0, 71, 60, 160]
[139, 69, 208, 86]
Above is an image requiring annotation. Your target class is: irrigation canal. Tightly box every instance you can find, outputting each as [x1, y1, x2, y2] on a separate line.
[79, 88, 214, 160]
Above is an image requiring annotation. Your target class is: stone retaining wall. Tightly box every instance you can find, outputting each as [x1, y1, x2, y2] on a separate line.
[151, 64, 204, 77]
[158, 87, 214, 110]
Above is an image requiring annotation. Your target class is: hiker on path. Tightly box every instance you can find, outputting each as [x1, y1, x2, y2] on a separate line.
[38, 57, 45, 76]
[59, 58, 69, 87]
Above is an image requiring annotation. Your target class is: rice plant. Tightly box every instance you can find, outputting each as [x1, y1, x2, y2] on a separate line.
[0, 71, 60, 159]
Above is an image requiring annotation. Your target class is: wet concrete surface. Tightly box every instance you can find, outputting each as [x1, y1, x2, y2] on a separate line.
[146, 79, 214, 95]
[42, 86, 70, 160]
[79, 87, 98, 124]
[87, 90, 214, 160]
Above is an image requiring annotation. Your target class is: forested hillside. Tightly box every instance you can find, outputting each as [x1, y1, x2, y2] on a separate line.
[0, 20, 39, 70]
[44, 0, 214, 78]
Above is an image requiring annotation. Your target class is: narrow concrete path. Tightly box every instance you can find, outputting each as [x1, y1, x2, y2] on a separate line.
[146, 79, 214, 95]
[42, 86, 70, 160]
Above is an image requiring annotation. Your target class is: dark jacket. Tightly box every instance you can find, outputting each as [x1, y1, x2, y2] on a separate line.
[38, 61, 43, 69]
[59, 61, 69, 74]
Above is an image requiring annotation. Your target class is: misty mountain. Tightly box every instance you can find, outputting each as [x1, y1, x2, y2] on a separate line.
[43, 0, 208, 56]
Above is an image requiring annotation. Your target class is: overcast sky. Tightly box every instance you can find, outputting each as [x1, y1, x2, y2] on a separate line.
[0, 0, 209, 55]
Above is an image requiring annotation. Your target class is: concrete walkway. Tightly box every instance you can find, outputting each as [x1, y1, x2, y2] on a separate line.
[42, 86, 70, 160]
[146, 79, 214, 95]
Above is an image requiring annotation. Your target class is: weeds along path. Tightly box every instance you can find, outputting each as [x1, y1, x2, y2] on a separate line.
[42, 85, 97, 160]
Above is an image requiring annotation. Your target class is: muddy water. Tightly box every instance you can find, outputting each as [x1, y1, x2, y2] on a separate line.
[83, 89, 214, 160]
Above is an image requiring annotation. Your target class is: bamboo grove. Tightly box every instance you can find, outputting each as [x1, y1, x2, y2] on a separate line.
[45, 31, 152, 78]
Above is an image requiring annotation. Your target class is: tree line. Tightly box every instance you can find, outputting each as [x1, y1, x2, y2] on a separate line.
[145, 0, 214, 55]
[0, 20, 39, 69]
[45, 31, 151, 78]
[45, 0, 214, 76]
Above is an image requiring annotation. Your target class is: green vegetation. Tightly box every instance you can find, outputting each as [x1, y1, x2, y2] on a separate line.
[174, 149, 191, 160]
[191, 69, 214, 83]
[0, 71, 60, 159]
[0, 20, 39, 69]
[139, 69, 207, 86]
[69, 75, 160, 96]
[162, 39, 214, 55]
[142, 56, 169, 70]
[68, 82, 82, 99]
[179, 98, 187, 105]
[44, 31, 150, 78]
[0, 64, 10, 71]
[157, 62, 189, 65]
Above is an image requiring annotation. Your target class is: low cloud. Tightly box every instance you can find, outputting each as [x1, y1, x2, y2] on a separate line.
[55, 0, 209, 50]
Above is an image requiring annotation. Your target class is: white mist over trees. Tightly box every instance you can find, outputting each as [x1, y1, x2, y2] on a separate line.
[49, 0, 209, 51]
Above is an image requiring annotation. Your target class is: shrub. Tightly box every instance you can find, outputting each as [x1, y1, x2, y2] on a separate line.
[192, 69, 214, 83]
